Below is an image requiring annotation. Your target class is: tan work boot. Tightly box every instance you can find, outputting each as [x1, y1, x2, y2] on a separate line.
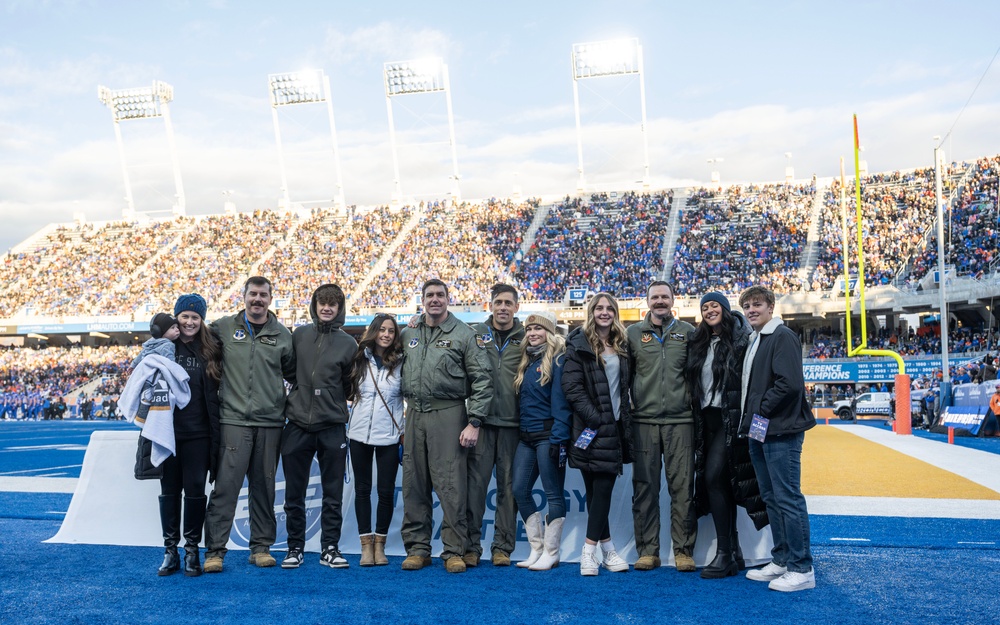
[491, 551, 511, 566]
[674, 553, 696, 572]
[445, 556, 467, 573]
[634, 555, 661, 571]
[248, 550, 276, 567]
[462, 552, 480, 567]
[401, 554, 432, 570]
[203, 555, 224, 573]
[373, 534, 389, 566]
[359, 534, 375, 567]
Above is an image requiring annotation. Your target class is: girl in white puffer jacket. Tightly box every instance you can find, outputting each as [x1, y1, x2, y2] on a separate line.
[347, 313, 404, 566]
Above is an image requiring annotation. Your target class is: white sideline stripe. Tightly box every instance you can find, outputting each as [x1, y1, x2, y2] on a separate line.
[0, 477, 78, 493]
[830, 537, 871, 542]
[0, 464, 82, 476]
[808, 495, 1000, 518]
[828, 424, 1000, 493]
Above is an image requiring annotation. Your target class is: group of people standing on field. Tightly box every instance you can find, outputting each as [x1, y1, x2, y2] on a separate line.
[126, 274, 816, 593]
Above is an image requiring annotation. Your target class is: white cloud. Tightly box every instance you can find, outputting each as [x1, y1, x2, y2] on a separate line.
[318, 21, 459, 70]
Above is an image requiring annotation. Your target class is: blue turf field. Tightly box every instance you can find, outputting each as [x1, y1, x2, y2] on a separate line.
[2, 421, 999, 624]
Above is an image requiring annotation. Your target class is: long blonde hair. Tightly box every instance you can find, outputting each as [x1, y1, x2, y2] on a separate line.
[513, 330, 566, 392]
[583, 292, 628, 364]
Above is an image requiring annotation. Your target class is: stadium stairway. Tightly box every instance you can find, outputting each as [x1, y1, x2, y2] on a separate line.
[347, 205, 425, 313]
[518, 201, 552, 258]
[658, 188, 686, 281]
[797, 178, 830, 289]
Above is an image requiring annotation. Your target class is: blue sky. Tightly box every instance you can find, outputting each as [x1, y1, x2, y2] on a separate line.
[1, 0, 999, 252]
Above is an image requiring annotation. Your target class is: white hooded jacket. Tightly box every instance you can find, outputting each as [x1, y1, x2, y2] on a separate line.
[348, 348, 404, 446]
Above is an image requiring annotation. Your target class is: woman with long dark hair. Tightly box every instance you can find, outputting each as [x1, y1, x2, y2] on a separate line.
[347, 313, 404, 566]
[685, 291, 767, 578]
[511, 311, 571, 571]
[162, 293, 222, 577]
[562, 292, 633, 576]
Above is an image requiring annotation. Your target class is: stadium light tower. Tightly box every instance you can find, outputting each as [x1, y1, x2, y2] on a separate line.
[784, 152, 794, 182]
[571, 38, 650, 191]
[383, 58, 461, 203]
[97, 81, 186, 219]
[707, 157, 724, 185]
[268, 70, 346, 213]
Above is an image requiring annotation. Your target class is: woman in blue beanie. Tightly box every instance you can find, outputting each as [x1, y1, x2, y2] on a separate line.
[154, 293, 221, 577]
[685, 291, 768, 579]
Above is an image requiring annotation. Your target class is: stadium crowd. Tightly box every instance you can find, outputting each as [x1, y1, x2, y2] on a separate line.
[257, 205, 411, 313]
[910, 155, 999, 282]
[807, 326, 996, 359]
[357, 199, 535, 307]
[0, 345, 137, 417]
[671, 184, 812, 296]
[810, 167, 953, 291]
[517, 191, 670, 301]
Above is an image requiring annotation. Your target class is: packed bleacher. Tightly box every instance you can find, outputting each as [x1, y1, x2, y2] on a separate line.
[0, 345, 137, 400]
[671, 184, 811, 296]
[254, 205, 410, 313]
[807, 326, 996, 359]
[810, 166, 959, 291]
[517, 191, 670, 301]
[356, 199, 535, 308]
[909, 155, 999, 282]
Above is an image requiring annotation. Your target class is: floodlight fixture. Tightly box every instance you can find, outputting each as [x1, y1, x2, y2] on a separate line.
[267, 69, 346, 213]
[570, 38, 650, 189]
[97, 80, 186, 218]
[383, 57, 461, 203]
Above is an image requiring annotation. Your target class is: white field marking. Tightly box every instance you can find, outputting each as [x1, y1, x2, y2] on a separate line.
[0, 464, 82, 476]
[957, 541, 996, 545]
[830, 537, 872, 542]
[3, 444, 88, 451]
[0, 476, 78, 493]
[45, 511, 67, 515]
[808, 496, 1000, 518]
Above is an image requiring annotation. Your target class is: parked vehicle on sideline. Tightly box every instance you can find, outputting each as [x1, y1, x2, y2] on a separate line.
[834, 391, 923, 421]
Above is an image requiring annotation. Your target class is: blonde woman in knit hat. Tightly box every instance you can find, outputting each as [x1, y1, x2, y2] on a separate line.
[511, 311, 571, 571]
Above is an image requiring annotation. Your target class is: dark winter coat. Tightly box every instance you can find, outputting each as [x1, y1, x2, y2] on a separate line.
[738, 320, 816, 438]
[284, 285, 358, 432]
[561, 327, 634, 475]
[688, 312, 768, 530]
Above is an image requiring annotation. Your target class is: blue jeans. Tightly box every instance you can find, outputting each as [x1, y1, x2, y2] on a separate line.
[512, 439, 566, 522]
[749, 432, 813, 573]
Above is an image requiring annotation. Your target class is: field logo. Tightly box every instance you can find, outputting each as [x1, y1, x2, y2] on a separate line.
[228, 458, 322, 549]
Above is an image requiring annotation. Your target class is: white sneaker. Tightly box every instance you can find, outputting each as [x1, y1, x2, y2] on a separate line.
[580, 550, 599, 576]
[746, 561, 787, 581]
[768, 569, 816, 592]
[601, 549, 629, 572]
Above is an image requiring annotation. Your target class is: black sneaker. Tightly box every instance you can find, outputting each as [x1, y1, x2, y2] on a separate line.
[282, 548, 303, 569]
[320, 546, 349, 569]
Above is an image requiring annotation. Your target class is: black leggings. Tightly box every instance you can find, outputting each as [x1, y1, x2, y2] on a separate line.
[581, 470, 617, 542]
[703, 407, 736, 552]
[349, 439, 399, 535]
[160, 437, 210, 498]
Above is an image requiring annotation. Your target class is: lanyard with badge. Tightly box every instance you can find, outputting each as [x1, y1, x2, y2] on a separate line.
[650, 317, 678, 344]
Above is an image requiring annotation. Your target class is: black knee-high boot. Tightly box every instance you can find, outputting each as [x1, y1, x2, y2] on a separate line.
[183, 496, 207, 577]
[158, 495, 181, 576]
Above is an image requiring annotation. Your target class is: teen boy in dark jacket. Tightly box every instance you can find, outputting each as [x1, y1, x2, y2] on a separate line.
[738, 285, 816, 593]
[280, 284, 358, 570]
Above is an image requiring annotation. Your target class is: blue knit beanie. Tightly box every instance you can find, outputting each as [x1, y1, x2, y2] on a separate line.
[699, 291, 731, 313]
[174, 293, 208, 319]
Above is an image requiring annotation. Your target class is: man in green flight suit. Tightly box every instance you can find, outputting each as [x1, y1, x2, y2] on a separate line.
[399, 279, 494, 574]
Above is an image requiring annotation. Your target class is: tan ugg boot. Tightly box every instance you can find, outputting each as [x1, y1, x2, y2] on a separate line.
[359, 534, 375, 567]
[373, 534, 389, 566]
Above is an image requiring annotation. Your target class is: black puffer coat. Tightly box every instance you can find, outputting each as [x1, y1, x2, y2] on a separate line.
[689, 312, 768, 531]
[562, 327, 634, 475]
